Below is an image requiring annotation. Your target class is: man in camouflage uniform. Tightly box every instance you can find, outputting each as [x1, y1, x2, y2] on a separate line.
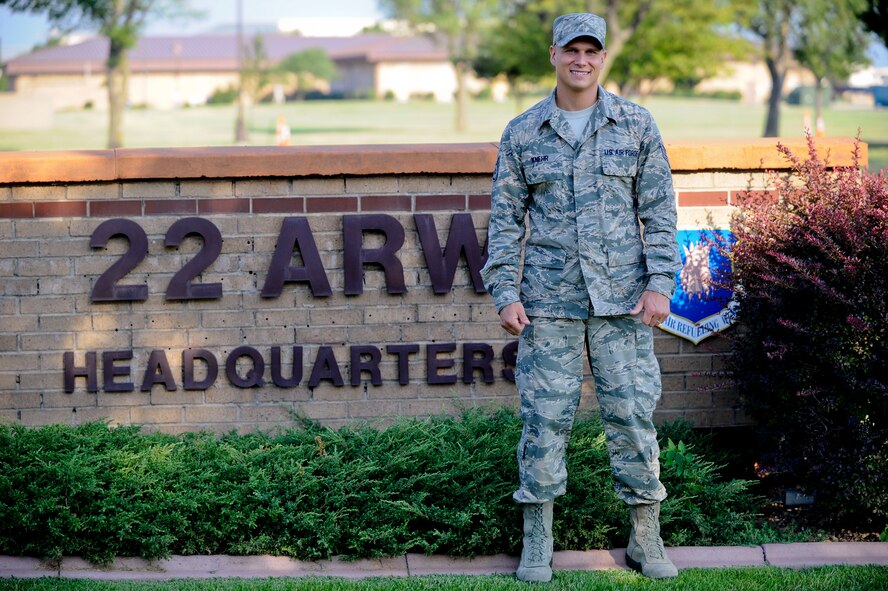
[481, 12, 682, 582]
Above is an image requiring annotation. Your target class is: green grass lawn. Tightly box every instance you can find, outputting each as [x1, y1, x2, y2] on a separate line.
[2, 567, 887, 591]
[0, 96, 885, 171]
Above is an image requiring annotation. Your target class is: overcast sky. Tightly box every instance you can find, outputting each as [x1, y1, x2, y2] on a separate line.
[0, 0, 384, 59]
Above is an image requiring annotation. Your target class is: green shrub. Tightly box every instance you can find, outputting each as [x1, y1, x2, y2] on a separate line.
[728, 135, 888, 528]
[207, 85, 239, 105]
[0, 409, 776, 563]
[656, 87, 743, 101]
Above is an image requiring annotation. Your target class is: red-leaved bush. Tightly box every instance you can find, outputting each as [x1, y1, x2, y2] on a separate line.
[729, 135, 887, 526]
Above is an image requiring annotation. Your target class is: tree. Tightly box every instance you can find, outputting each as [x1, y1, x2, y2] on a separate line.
[276, 48, 339, 100]
[239, 35, 271, 104]
[475, 0, 743, 103]
[741, 0, 796, 137]
[0, 0, 193, 148]
[740, 0, 872, 138]
[472, 1, 553, 112]
[489, 0, 657, 86]
[607, 0, 747, 96]
[795, 0, 869, 124]
[471, 0, 653, 106]
[377, 0, 501, 132]
[588, 0, 653, 84]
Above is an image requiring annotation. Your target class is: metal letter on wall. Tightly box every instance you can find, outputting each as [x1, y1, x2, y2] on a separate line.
[415, 213, 488, 294]
[89, 218, 149, 302]
[164, 217, 224, 301]
[141, 349, 178, 391]
[343, 214, 406, 296]
[426, 343, 458, 385]
[183, 349, 219, 390]
[308, 346, 345, 388]
[226, 346, 266, 388]
[261, 217, 332, 297]
[350, 345, 383, 386]
[462, 343, 494, 384]
[64, 351, 98, 393]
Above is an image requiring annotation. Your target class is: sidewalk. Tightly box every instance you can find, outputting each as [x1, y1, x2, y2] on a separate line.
[2, 543, 887, 581]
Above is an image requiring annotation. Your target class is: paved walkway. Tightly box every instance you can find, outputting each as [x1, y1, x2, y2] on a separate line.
[2, 543, 887, 580]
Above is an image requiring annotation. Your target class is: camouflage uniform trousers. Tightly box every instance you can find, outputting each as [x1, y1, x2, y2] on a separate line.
[513, 313, 667, 506]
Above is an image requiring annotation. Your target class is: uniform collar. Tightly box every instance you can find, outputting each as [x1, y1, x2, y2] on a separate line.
[539, 86, 614, 145]
[539, 86, 614, 130]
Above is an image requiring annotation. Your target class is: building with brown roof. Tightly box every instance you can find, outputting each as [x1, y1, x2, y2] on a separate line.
[3, 33, 458, 110]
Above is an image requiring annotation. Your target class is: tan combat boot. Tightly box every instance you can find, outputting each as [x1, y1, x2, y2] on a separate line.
[625, 502, 678, 579]
[516, 501, 554, 583]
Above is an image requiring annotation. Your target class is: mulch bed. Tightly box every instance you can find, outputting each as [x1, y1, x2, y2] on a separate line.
[761, 490, 884, 543]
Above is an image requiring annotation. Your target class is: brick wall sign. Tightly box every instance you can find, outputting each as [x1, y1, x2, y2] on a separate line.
[62, 212, 513, 396]
[0, 139, 866, 432]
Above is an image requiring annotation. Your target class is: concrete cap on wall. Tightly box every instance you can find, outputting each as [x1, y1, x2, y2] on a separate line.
[0, 138, 867, 185]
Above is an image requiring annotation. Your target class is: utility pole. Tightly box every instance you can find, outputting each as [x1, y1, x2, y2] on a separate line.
[234, 0, 248, 143]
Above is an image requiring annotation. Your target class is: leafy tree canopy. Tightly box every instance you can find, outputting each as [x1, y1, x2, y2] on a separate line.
[608, 0, 747, 92]
[277, 48, 338, 82]
[0, 0, 193, 51]
[795, 0, 870, 84]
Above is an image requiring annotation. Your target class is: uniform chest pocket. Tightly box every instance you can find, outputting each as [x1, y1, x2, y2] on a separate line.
[601, 155, 639, 178]
[523, 160, 563, 185]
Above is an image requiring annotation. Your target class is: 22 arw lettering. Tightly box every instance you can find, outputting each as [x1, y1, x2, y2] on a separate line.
[88, 213, 488, 302]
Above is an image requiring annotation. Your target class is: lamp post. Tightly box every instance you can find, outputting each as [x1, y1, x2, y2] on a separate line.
[234, 0, 248, 143]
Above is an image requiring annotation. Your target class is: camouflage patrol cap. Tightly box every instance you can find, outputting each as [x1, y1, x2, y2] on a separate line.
[552, 13, 606, 49]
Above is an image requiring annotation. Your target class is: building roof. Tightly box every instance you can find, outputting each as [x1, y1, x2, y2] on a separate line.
[5, 33, 448, 76]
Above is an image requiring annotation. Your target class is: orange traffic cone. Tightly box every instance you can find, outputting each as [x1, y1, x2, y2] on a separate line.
[275, 116, 291, 146]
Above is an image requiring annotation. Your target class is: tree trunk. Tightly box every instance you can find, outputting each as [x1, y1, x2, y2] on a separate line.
[814, 77, 824, 123]
[600, 0, 628, 85]
[598, 0, 652, 87]
[106, 41, 128, 149]
[763, 58, 784, 137]
[509, 75, 525, 115]
[234, 0, 248, 143]
[454, 60, 469, 133]
[760, 1, 793, 138]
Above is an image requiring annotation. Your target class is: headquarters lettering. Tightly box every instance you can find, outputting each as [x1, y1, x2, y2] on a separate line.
[64, 343, 518, 393]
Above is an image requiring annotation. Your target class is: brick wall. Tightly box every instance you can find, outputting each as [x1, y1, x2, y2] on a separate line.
[0, 138, 865, 432]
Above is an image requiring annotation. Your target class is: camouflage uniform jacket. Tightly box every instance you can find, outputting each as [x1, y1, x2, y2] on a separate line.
[482, 87, 681, 318]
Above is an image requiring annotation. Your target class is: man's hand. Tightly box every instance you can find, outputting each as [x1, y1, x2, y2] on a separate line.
[630, 290, 670, 327]
[499, 301, 531, 336]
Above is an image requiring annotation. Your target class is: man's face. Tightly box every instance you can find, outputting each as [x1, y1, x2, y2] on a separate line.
[549, 38, 606, 95]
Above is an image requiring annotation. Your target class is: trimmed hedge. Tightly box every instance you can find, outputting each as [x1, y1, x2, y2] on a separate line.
[0, 409, 787, 564]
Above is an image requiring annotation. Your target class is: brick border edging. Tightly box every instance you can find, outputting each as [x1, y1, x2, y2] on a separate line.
[0, 192, 494, 219]
[2, 543, 886, 580]
[0, 138, 866, 185]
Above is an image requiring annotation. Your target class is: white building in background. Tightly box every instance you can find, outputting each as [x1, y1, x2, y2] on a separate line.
[694, 60, 815, 104]
[3, 31, 468, 110]
[849, 66, 888, 88]
[276, 17, 377, 37]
